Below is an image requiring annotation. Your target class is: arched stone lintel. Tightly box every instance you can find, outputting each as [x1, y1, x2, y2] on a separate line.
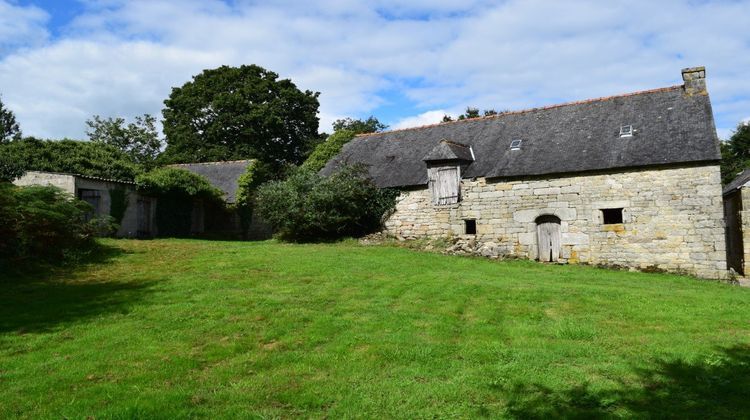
[513, 207, 577, 223]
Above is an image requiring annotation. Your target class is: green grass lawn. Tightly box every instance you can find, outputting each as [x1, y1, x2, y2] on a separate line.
[1, 239, 749, 419]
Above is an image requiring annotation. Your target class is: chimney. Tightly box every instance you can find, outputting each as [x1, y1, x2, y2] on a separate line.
[682, 66, 707, 96]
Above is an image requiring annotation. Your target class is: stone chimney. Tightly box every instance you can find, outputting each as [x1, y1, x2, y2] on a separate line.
[682, 66, 707, 96]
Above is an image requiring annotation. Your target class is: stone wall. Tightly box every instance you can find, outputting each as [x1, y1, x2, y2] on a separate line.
[14, 171, 75, 193]
[741, 189, 750, 276]
[74, 178, 140, 238]
[14, 171, 143, 238]
[384, 164, 727, 279]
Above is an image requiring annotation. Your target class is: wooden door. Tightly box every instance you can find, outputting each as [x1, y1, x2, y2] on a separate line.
[537, 219, 561, 262]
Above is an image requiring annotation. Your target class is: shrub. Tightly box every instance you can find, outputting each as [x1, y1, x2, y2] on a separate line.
[300, 129, 356, 173]
[135, 167, 223, 237]
[255, 165, 398, 241]
[0, 184, 100, 264]
[233, 160, 272, 236]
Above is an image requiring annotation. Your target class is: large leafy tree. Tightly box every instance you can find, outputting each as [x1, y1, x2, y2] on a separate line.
[721, 122, 750, 184]
[160, 65, 320, 168]
[86, 114, 163, 168]
[0, 95, 22, 143]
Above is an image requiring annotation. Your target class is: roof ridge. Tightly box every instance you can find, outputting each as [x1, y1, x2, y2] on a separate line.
[357, 85, 683, 138]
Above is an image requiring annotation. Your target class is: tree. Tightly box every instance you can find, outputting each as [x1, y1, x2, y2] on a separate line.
[457, 107, 480, 120]
[301, 116, 386, 172]
[332, 116, 387, 134]
[86, 114, 162, 168]
[301, 130, 357, 173]
[0, 137, 141, 181]
[160, 64, 320, 169]
[442, 107, 501, 123]
[721, 122, 750, 184]
[0, 95, 22, 143]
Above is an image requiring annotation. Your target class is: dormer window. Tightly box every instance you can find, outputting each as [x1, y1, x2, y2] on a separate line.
[510, 139, 522, 150]
[619, 125, 633, 137]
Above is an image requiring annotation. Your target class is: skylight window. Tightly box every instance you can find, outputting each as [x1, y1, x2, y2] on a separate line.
[619, 125, 633, 137]
[510, 139, 522, 150]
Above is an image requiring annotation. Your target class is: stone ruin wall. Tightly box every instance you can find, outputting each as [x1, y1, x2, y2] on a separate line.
[384, 165, 727, 279]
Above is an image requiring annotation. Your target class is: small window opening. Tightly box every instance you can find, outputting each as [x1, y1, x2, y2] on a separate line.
[510, 139, 522, 150]
[464, 219, 477, 235]
[601, 208, 624, 224]
[619, 125, 633, 137]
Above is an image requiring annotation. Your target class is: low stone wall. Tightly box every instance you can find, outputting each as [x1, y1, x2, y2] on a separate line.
[384, 164, 727, 279]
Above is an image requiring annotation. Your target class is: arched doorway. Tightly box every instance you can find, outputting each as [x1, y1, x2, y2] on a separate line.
[536, 215, 561, 262]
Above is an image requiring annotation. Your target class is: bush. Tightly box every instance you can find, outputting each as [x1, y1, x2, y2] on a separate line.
[233, 161, 272, 236]
[255, 165, 398, 241]
[135, 168, 223, 237]
[301, 129, 356, 173]
[0, 183, 100, 264]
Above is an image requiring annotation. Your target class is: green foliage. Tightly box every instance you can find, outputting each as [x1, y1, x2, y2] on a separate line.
[331, 116, 387, 134]
[0, 95, 22, 143]
[458, 107, 480, 120]
[300, 129, 356, 172]
[86, 114, 163, 169]
[109, 188, 128, 225]
[442, 107, 503, 123]
[0, 152, 25, 182]
[721, 122, 750, 184]
[0, 137, 141, 181]
[233, 161, 273, 236]
[0, 184, 99, 264]
[135, 167, 222, 198]
[136, 168, 223, 237]
[256, 165, 398, 241]
[160, 64, 320, 168]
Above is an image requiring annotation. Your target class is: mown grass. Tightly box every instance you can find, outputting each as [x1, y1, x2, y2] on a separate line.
[1, 238, 749, 418]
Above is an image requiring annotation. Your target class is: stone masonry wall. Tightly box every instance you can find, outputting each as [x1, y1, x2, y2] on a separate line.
[14, 171, 76, 194]
[384, 165, 727, 279]
[741, 188, 750, 276]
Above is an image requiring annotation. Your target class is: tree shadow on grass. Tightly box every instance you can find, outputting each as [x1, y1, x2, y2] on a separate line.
[0, 243, 155, 334]
[503, 345, 750, 419]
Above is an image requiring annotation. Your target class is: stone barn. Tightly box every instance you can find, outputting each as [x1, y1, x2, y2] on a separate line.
[13, 170, 155, 238]
[723, 169, 750, 276]
[169, 160, 271, 239]
[323, 67, 727, 279]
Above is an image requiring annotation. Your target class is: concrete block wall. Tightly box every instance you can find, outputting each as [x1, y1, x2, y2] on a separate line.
[384, 165, 727, 279]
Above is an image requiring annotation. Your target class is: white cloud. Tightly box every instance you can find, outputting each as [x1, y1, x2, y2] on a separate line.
[392, 110, 449, 130]
[0, 0, 749, 140]
[0, 1, 49, 54]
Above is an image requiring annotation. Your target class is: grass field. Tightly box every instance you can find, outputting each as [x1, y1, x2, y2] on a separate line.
[1, 239, 749, 418]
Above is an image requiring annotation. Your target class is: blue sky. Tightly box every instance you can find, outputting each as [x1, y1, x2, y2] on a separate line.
[1, 0, 749, 139]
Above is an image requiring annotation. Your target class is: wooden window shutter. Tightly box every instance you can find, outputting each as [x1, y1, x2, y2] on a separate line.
[436, 166, 460, 205]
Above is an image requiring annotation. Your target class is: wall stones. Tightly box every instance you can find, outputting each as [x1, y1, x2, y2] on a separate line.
[384, 165, 727, 279]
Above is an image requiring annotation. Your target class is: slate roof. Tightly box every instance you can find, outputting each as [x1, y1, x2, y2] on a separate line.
[169, 160, 254, 203]
[322, 85, 721, 188]
[19, 170, 135, 185]
[723, 169, 750, 195]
